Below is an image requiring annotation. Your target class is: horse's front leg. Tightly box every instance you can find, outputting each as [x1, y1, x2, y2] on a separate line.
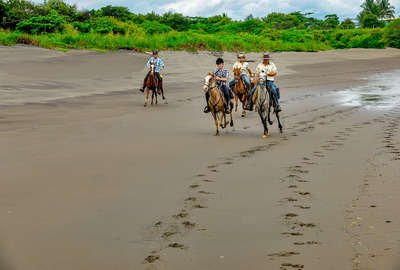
[144, 87, 149, 107]
[211, 111, 219, 136]
[220, 111, 225, 129]
[268, 102, 274, 125]
[241, 95, 247, 117]
[234, 92, 239, 114]
[151, 90, 154, 105]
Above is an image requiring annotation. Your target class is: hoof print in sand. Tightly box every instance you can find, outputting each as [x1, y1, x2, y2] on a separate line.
[144, 255, 160, 263]
[268, 251, 300, 257]
[162, 232, 177, 238]
[297, 191, 311, 196]
[294, 222, 316, 228]
[193, 204, 207, 209]
[190, 184, 200, 189]
[286, 197, 298, 202]
[198, 190, 213, 195]
[154, 221, 162, 227]
[281, 263, 304, 269]
[294, 205, 311, 210]
[182, 221, 196, 229]
[285, 213, 299, 218]
[168, 243, 185, 249]
[185, 197, 197, 202]
[281, 232, 304, 236]
[173, 210, 189, 219]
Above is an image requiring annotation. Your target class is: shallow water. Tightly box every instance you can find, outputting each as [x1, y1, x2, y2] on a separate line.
[339, 70, 400, 110]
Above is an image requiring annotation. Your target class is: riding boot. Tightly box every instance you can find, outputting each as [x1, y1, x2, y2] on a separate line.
[140, 80, 146, 92]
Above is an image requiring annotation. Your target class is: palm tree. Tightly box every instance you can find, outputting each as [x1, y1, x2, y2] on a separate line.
[360, 0, 396, 19]
[377, 0, 395, 19]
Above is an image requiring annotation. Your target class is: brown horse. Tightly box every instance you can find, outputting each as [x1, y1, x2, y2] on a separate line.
[144, 63, 158, 107]
[232, 68, 253, 117]
[206, 73, 234, 136]
[144, 63, 167, 106]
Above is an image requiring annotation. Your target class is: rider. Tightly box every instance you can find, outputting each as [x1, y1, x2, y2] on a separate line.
[245, 53, 281, 112]
[140, 50, 165, 92]
[229, 53, 252, 93]
[204, 58, 233, 114]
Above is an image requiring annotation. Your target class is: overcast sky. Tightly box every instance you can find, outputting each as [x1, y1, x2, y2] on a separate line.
[31, 0, 400, 19]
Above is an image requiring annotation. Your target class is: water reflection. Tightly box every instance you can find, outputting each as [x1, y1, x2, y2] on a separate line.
[339, 70, 400, 110]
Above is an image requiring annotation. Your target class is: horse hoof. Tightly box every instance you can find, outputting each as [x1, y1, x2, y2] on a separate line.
[262, 132, 270, 139]
[230, 122, 234, 127]
[144, 104, 147, 107]
[234, 111, 238, 114]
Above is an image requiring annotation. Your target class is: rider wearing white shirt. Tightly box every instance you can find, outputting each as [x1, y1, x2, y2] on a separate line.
[229, 53, 252, 92]
[245, 53, 281, 112]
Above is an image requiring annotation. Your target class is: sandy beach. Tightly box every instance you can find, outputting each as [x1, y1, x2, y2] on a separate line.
[0, 46, 400, 270]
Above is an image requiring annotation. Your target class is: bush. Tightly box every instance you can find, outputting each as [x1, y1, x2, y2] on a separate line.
[140, 20, 172, 35]
[384, 19, 400, 48]
[16, 11, 66, 34]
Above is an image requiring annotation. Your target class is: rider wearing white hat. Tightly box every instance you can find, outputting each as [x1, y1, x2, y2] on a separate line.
[245, 52, 281, 112]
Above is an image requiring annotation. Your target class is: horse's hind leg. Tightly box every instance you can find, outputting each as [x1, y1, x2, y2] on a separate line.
[230, 102, 234, 127]
[155, 91, 158, 105]
[276, 112, 283, 133]
[220, 112, 225, 129]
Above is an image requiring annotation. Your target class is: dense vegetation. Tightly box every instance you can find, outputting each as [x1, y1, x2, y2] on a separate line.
[0, 0, 398, 52]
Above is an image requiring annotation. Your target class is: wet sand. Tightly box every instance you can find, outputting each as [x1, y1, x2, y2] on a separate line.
[0, 46, 400, 270]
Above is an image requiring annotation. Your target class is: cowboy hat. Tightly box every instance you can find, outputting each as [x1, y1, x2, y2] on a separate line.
[263, 52, 272, 59]
[237, 53, 245, 58]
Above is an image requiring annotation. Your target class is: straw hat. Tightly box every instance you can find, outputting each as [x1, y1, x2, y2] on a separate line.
[237, 53, 245, 59]
[263, 52, 272, 59]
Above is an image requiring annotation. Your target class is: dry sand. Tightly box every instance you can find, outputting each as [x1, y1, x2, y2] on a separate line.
[0, 46, 400, 270]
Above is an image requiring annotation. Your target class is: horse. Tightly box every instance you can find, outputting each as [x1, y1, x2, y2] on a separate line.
[232, 68, 253, 117]
[144, 63, 167, 106]
[205, 73, 234, 136]
[254, 76, 283, 138]
[144, 63, 158, 107]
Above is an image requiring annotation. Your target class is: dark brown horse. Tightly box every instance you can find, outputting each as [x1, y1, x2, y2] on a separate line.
[232, 68, 253, 117]
[144, 64, 167, 106]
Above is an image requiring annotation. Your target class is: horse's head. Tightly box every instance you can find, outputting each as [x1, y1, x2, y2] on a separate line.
[204, 73, 217, 92]
[150, 63, 155, 74]
[233, 68, 241, 79]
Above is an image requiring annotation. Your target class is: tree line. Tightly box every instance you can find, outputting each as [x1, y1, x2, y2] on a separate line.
[0, 0, 397, 35]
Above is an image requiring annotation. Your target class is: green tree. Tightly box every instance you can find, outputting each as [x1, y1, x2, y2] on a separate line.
[324, 14, 340, 29]
[340, 18, 356, 29]
[43, 0, 77, 21]
[358, 0, 395, 22]
[16, 10, 66, 34]
[360, 13, 385, 28]
[95, 5, 132, 21]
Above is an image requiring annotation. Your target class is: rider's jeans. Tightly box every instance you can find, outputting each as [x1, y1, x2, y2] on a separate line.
[229, 74, 250, 89]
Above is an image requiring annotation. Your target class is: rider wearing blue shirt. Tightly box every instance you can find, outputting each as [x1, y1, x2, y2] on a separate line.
[140, 50, 165, 92]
